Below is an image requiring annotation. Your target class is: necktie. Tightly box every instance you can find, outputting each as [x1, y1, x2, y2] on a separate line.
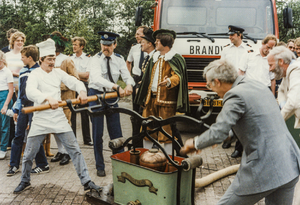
[106, 56, 114, 83]
[144, 55, 150, 64]
[139, 49, 144, 70]
[141, 55, 150, 78]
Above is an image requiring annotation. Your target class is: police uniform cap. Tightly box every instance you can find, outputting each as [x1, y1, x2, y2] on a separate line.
[153, 29, 176, 40]
[227, 25, 245, 35]
[98, 31, 120, 45]
[142, 29, 155, 44]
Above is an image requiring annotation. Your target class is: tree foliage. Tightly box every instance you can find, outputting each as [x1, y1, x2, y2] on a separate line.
[0, 0, 154, 57]
[276, 0, 300, 42]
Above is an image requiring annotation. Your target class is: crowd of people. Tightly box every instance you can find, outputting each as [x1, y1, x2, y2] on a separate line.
[0, 26, 188, 194]
[1, 24, 300, 204]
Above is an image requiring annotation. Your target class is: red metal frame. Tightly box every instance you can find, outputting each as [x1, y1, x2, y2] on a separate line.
[272, 0, 279, 39]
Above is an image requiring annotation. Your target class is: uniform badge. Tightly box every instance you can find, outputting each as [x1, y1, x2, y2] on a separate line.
[104, 34, 108, 39]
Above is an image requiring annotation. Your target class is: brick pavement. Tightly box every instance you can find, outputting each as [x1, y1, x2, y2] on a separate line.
[0, 100, 267, 205]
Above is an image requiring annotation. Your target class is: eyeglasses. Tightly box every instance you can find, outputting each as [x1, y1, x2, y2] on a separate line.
[206, 83, 212, 90]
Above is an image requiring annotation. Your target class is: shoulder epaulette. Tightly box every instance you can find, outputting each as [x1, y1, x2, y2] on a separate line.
[114, 53, 122, 58]
[86, 53, 91, 57]
[224, 44, 230, 47]
[248, 50, 254, 53]
[132, 43, 137, 47]
[246, 44, 252, 47]
[98, 52, 102, 56]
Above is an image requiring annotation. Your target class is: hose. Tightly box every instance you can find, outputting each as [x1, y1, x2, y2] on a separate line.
[195, 164, 240, 188]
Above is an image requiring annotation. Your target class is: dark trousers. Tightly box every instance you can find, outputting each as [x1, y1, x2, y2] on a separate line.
[131, 75, 143, 148]
[89, 88, 124, 171]
[8, 93, 17, 147]
[234, 140, 243, 152]
[71, 82, 92, 144]
[10, 110, 48, 168]
[233, 129, 243, 153]
[132, 75, 142, 113]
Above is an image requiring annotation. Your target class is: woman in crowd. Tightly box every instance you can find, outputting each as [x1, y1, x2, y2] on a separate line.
[0, 51, 14, 159]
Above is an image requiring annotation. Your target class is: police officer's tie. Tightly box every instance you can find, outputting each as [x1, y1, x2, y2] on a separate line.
[106, 56, 114, 83]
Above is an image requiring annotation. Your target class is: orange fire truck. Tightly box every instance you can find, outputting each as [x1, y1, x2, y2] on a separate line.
[136, 0, 292, 117]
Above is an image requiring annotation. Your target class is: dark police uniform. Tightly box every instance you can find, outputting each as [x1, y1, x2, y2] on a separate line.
[88, 32, 135, 176]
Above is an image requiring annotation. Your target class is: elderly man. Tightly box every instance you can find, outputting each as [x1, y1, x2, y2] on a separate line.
[13, 38, 100, 194]
[267, 46, 299, 120]
[181, 59, 300, 204]
[267, 45, 300, 205]
[88, 31, 135, 177]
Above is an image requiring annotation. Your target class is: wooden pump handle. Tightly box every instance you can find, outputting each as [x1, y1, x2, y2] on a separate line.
[21, 92, 118, 114]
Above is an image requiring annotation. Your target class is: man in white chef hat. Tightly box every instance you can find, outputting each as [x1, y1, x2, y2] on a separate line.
[14, 38, 101, 193]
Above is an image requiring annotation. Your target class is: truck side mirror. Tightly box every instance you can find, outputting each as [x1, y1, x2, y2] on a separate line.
[283, 7, 293, 28]
[135, 6, 143, 26]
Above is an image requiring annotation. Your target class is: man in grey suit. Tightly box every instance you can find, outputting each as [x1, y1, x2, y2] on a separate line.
[181, 59, 300, 204]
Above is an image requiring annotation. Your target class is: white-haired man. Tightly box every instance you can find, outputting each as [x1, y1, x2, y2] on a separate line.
[181, 59, 300, 204]
[13, 38, 100, 194]
[267, 46, 299, 121]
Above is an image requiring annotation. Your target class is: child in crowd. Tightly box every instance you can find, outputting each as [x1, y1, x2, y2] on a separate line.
[7, 46, 49, 176]
[0, 51, 14, 159]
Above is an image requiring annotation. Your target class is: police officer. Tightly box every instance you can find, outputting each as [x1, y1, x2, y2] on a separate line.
[220, 25, 250, 158]
[221, 25, 250, 75]
[126, 26, 148, 110]
[88, 31, 135, 177]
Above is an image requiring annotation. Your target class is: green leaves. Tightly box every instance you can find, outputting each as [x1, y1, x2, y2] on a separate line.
[276, 0, 300, 42]
[0, 0, 154, 57]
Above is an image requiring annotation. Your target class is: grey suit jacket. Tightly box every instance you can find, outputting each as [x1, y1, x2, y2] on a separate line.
[195, 76, 300, 195]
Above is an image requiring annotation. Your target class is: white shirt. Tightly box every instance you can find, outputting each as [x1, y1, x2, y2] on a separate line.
[55, 53, 69, 68]
[151, 49, 178, 92]
[221, 43, 249, 71]
[5, 51, 24, 82]
[89, 52, 135, 92]
[240, 50, 275, 87]
[70, 52, 90, 73]
[0, 66, 13, 91]
[26, 67, 86, 137]
[127, 44, 146, 76]
[151, 56, 164, 92]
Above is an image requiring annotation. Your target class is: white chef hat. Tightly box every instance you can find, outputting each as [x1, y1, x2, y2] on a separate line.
[36, 38, 56, 58]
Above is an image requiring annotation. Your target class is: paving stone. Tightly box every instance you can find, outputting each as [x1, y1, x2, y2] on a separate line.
[41, 199, 53, 205]
[53, 195, 65, 203]
[61, 199, 73, 205]
[19, 197, 34, 205]
[73, 195, 85, 204]
[32, 194, 46, 203]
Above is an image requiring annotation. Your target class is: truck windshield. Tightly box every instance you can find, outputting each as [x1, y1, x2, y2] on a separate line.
[160, 0, 274, 39]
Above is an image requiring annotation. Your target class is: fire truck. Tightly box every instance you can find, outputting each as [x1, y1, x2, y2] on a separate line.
[136, 0, 292, 119]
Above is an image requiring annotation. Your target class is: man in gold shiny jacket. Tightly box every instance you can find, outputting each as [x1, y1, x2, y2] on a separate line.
[135, 29, 189, 153]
